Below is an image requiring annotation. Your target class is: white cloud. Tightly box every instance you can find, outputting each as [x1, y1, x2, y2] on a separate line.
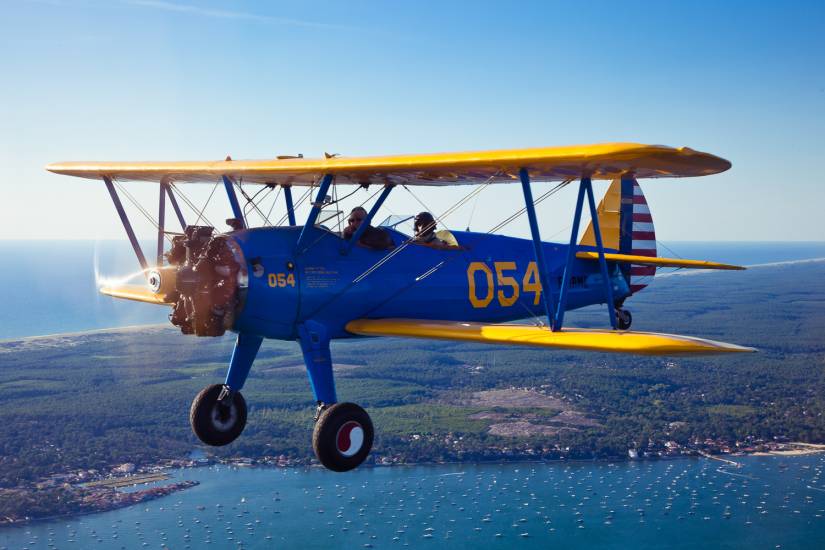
[125, 0, 352, 30]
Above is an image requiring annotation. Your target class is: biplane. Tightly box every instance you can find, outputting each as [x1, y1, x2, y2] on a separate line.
[47, 143, 754, 472]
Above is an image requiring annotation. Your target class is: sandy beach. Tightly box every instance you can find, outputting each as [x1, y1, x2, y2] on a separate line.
[753, 442, 825, 456]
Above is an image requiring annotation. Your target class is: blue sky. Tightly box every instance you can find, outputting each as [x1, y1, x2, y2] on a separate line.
[1, 0, 824, 241]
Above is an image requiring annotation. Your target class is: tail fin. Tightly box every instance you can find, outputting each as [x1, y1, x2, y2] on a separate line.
[579, 178, 656, 294]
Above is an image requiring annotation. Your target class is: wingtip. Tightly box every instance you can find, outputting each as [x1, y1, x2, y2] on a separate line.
[707, 340, 757, 354]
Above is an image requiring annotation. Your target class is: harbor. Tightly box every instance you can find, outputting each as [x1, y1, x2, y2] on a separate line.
[2, 454, 824, 549]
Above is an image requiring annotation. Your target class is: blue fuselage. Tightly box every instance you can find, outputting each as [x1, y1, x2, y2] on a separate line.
[229, 226, 630, 340]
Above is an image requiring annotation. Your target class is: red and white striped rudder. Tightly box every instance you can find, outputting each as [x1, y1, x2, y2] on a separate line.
[629, 181, 656, 293]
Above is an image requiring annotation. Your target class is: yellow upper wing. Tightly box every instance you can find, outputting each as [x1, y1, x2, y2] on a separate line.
[346, 319, 754, 356]
[46, 143, 731, 186]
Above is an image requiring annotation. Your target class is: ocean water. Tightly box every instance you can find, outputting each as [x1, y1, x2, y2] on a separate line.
[0, 240, 823, 340]
[2, 455, 824, 549]
[0, 241, 168, 340]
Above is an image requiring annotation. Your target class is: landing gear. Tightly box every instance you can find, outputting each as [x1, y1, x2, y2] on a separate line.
[299, 322, 372, 472]
[190, 384, 247, 446]
[616, 308, 632, 330]
[312, 402, 374, 472]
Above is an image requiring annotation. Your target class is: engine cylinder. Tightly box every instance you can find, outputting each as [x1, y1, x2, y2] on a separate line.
[166, 226, 245, 337]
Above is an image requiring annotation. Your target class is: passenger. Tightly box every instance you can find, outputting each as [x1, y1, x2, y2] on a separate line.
[413, 212, 448, 247]
[343, 207, 393, 250]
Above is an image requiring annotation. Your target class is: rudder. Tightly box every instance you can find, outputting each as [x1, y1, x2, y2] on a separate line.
[579, 178, 656, 294]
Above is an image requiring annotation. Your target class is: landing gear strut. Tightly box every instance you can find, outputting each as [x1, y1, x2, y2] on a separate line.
[300, 321, 373, 472]
[312, 402, 374, 472]
[616, 308, 632, 330]
[190, 384, 247, 446]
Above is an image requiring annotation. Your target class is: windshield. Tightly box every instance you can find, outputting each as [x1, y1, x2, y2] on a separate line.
[377, 214, 415, 236]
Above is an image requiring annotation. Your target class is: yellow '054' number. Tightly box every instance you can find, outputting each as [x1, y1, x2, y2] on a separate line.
[268, 273, 295, 288]
[467, 261, 542, 308]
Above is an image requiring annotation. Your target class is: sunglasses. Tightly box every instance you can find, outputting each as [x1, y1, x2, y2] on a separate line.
[348, 217, 364, 223]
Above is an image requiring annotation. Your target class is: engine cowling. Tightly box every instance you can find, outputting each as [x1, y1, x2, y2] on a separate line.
[161, 226, 247, 337]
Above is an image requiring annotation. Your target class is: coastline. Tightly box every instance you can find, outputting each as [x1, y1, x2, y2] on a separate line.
[5, 442, 825, 528]
[751, 442, 825, 457]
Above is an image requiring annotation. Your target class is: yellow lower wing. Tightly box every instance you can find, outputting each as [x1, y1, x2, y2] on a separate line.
[346, 319, 754, 355]
[576, 252, 744, 270]
[100, 284, 174, 305]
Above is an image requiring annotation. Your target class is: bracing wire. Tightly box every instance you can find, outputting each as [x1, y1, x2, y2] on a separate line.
[465, 190, 481, 231]
[169, 182, 217, 228]
[331, 186, 382, 233]
[358, 177, 566, 327]
[193, 182, 219, 226]
[241, 184, 274, 224]
[305, 173, 500, 316]
[301, 174, 579, 324]
[263, 185, 283, 226]
[350, 175, 499, 284]
[656, 240, 684, 260]
[275, 186, 312, 226]
[486, 179, 572, 234]
[237, 182, 275, 227]
[114, 182, 175, 244]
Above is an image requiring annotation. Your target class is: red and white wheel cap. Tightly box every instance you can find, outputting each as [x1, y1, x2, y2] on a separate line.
[336, 421, 364, 457]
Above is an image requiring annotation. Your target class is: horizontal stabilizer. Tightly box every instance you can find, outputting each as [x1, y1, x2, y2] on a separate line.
[346, 319, 755, 356]
[100, 284, 173, 305]
[576, 251, 744, 270]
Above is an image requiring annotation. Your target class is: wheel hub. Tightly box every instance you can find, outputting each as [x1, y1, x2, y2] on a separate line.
[210, 402, 237, 431]
[336, 421, 364, 457]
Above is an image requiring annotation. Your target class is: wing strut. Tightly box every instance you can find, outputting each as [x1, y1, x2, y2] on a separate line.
[222, 175, 246, 228]
[164, 183, 186, 230]
[519, 170, 619, 331]
[156, 181, 165, 265]
[342, 184, 394, 255]
[295, 174, 334, 254]
[283, 184, 297, 226]
[518, 168, 557, 329]
[584, 177, 617, 329]
[556, 177, 618, 330]
[103, 177, 148, 273]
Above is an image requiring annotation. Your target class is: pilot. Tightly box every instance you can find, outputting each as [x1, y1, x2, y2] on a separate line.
[343, 207, 393, 250]
[413, 212, 448, 247]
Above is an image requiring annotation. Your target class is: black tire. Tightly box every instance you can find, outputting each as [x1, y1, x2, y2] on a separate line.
[617, 308, 632, 330]
[312, 402, 374, 472]
[190, 384, 247, 446]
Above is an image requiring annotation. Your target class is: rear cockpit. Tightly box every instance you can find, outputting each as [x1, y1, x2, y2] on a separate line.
[377, 214, 461, 249]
